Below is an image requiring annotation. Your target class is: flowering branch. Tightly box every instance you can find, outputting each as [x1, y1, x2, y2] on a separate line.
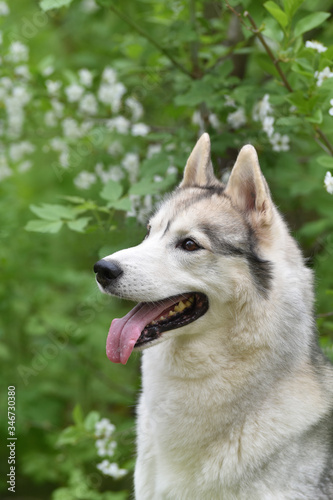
[225, 1, 333, 156]
[98, 1, 193, 78]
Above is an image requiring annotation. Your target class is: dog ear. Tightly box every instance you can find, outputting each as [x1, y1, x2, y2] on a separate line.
[180, 133, 217, 188]
[225, 145, 273, 224]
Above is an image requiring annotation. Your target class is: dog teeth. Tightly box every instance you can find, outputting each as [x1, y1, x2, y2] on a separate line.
[174, 301, 186, 313]
[148, 296, 195, 327]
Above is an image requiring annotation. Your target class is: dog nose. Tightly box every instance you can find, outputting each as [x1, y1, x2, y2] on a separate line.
[94, 259, 123, 287]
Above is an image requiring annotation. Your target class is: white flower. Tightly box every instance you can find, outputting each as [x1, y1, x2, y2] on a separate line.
[305, 40, 327, 53]
[167, 165, 178, 175]
[9, 141, 35, 162]
[315, 67, 333, 87]
[253, 94, 272, 122]
[227, 108, 246, 129]
[209, 113, 220, 130]
[147, 144, 162, 158]
[95, 418, 116, 439]
[0, 77, 12, 90]
[42, 66, 54, 77]
[5, 98, 25, 137]
[74, 171, 96, 189]
[79, 93, 98, 115]
[62, 118, 82, 139]
[44, 111, 57, 127]
[106, 116, 130, 134]
[80, 0, 99, 12]
[154, 175, 163, 183]
[122, 152, 139, 182]
[0, 156, 12, 181]
[269, 132, 290, 152]
[324, 171, 333, 194]
[51, 99, 64, 117]
[7, 42, 29, 63]
[224, 95, 236, 108]
[102, 67, 117, 85]
[125, 97, 143, 121]
[329, 99, 333, 117]
[96, 439, 107, 457]
[14, 65, 30, 79]
[50, 137, 68, 152]
[192, 110, 204, 129]
[107, 166, 125, 182]
[78, 68, 93, 87]
[0, 1, 9, 15]
[12, 85, 31, 105]
[96, 460, 127, 479]
[46, 80, 62, 96]
[107, 141, 123, 156]
[262, 116, 275, 138]
[131, 123, 150, 137]
[65, 83, 84, 102]
[95, 163, 125, 183]
[59, 151, 70, 168]
[18, 160, 32, 173]
[98, 82, 126, 112]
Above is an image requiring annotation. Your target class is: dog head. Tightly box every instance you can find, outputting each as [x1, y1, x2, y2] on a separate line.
[94, 134, 300, 364]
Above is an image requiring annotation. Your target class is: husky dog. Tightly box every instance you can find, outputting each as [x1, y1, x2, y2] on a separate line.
[94, 134, 333, 500]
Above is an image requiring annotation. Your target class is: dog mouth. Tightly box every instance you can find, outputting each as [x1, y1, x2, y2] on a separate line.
[106, 292, 209, 364]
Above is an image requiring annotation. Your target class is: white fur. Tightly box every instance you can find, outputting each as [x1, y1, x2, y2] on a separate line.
[99, 136, 333, 499]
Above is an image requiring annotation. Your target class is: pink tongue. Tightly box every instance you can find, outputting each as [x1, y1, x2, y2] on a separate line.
[106, 298, 178, 365]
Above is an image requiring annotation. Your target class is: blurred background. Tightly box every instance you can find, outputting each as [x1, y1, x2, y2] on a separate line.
[1, 0, 333, 498]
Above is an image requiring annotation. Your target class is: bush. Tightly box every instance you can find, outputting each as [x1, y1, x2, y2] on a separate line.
[1, 0, 333, 497]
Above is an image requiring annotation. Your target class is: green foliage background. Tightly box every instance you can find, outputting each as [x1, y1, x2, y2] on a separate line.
[1, 0, 333, 498]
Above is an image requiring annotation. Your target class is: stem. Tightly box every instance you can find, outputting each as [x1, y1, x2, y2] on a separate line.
[100, 1, 192, 78]
[189, 0, 201, 78]
[244, 11, 293, 93]
[316, 312, 333, 318]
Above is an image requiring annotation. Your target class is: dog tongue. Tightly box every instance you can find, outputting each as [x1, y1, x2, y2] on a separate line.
[106, 298, 177, 365]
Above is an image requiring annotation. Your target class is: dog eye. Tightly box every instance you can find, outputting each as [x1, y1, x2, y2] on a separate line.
[180, 238, 201, 252]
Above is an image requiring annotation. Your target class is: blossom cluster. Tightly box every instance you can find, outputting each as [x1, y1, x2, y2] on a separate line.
[253, 94, 290, 152]
[94, 418, 128, 479]
[225, 97, 247, 130]
[324, 171, 333, 195]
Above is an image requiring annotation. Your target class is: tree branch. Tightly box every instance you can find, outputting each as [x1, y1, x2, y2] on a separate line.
[99, 1, 192, 78]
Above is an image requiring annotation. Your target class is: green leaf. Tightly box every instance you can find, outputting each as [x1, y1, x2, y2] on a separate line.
[100, 180, 123, 202]
[60, 195, 86, 204]
[264, 1, 288, 28]
[317, 156, 333, 168]
[57, 426, 81, 446]
[283, 0, 304, 18]
[298, 219, 333, 238]
[306, 109, 323, 124]
[39, 0, 73, 11]
[67, 217, 91, 232]
[72, 404, 84, 426]
[108, 197, 132, 211]
[30, 204, 77, 221]
[84, 411, 100, 432]
[25, 220, 63, 233]
[129, 180, 161, 196]
[294, 12, 330, 38]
